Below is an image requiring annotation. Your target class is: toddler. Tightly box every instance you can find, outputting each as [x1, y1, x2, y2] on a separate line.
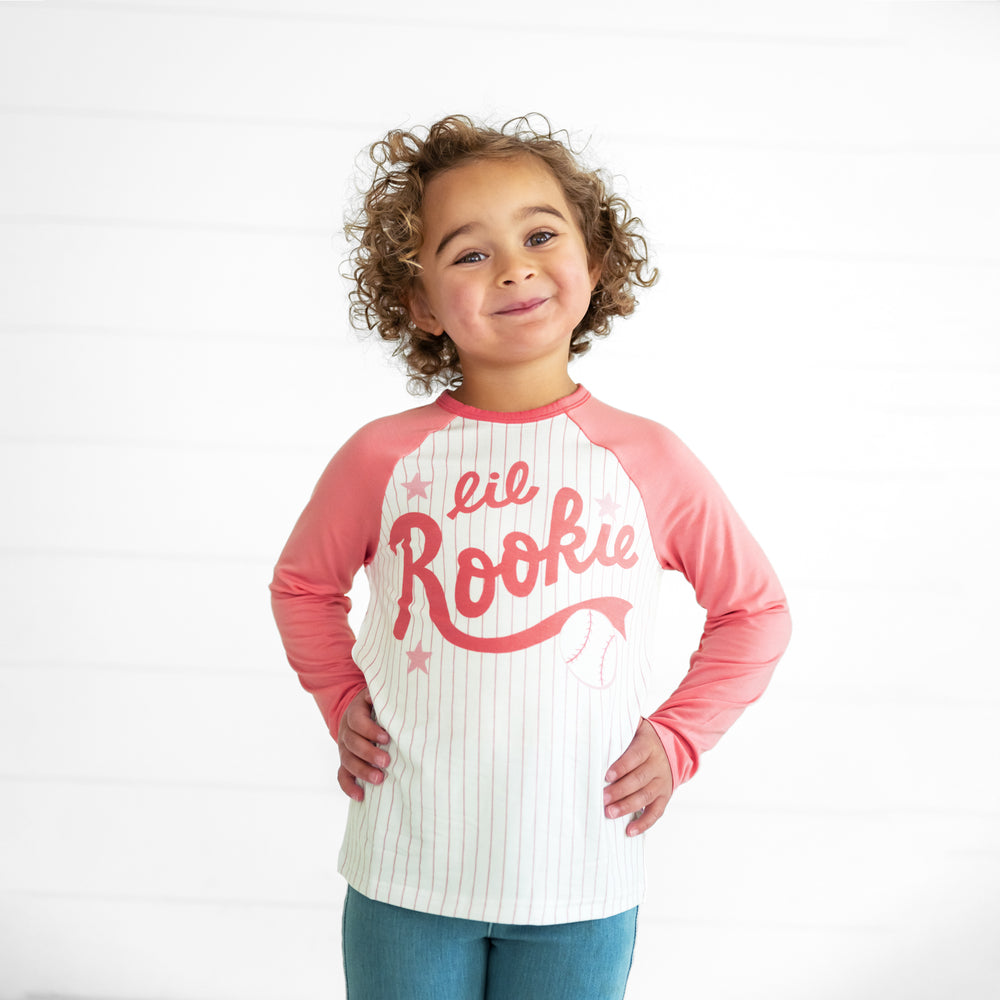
[270, 114, 791, 999]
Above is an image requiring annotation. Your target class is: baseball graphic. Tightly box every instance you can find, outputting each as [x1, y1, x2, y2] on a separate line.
[559, 608, 620, 688]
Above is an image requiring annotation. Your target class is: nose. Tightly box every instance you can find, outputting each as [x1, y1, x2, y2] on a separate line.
[496, 247, 535, 286]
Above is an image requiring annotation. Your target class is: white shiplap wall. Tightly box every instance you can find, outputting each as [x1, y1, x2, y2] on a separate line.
[1, 2, 998, 998]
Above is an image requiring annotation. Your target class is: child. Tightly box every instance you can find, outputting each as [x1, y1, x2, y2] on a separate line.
[270, 114, 791, 1000]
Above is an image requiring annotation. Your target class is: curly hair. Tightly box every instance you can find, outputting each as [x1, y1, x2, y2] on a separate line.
[345, 114, 658, 394]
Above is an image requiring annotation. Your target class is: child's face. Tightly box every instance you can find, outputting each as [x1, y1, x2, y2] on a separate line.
[407, 154, 601, 386]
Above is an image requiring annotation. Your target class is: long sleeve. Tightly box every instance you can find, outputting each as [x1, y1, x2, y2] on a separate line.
[269, 431, 379, 740]
[269, 403, 453, 740]
[644, 434, 791, 786]
[569, 400, 792, 788]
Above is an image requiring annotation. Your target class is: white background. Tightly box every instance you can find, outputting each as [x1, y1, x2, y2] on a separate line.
[1, 1, 998, 997]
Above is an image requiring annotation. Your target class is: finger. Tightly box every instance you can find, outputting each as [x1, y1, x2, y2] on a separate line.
[341, 730, 390, 771]
[341, 719, 391, 758]
[352, 717, 390, 746]
[338, 765, 365, 802]
[605, 780, 661, 822]
[624, 797, 668, 837]
[605, 722, 658, 783]
[604, 756, 656, 806]
[339, 746, 386, 787]
[604, 742, 643, 785]
[345, 699, 390, 745]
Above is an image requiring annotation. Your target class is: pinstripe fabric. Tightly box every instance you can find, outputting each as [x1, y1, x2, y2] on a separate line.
[272, 385, 789, 925]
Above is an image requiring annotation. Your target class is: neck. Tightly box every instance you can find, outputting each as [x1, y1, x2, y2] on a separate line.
[449, 368, 577, 413]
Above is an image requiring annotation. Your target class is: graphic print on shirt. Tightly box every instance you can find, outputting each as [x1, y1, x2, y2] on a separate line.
[559, 606, 621, 688]
[384, 417, 643, 688]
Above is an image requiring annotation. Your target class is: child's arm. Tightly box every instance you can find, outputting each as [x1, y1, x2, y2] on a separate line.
[581, 409, 791, 834]
[269, 431, 384, 746]
[270, 405, 453, 796]
[643, 429, 792, 796]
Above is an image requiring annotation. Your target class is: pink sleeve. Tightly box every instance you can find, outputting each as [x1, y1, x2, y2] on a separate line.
[268, 429, 380, 740]
[644, 431, 791, 786]
[573, 401, 792, 787]
[269, 403, 453, 740]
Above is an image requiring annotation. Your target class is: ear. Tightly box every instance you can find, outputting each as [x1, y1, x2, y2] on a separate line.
[588, 254, 604, 292]
[405, 284, 445, 336]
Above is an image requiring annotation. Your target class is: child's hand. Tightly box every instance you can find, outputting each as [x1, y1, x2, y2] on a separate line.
[336, 688, 390, 802]
[603, 720, 674, 837]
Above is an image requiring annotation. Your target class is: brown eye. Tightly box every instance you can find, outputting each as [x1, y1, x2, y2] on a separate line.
[455, 250, 486, 264]
[526, 230, 556, 247]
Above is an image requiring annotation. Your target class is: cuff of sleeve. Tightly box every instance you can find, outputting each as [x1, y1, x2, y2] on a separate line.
[316, 679, 368, 743]
[644, 716, 697, 789]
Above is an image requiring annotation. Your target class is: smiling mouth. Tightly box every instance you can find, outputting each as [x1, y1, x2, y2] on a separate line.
[495, 297, 548, 316]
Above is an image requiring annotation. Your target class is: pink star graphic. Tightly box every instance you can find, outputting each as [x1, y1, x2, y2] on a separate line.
[596, 493, 621, 521]
[406, 640, 431, 674]
[402, 473, 431, 500]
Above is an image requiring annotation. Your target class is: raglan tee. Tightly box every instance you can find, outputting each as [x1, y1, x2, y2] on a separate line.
[270, 385, 791, 925]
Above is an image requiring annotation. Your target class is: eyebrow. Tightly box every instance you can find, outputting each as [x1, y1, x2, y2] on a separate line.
[434, 204, 568, 258]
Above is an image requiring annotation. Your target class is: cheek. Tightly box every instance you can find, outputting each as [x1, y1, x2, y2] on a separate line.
[558, 256, 599, 298]
[441, 282, 482, 320]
